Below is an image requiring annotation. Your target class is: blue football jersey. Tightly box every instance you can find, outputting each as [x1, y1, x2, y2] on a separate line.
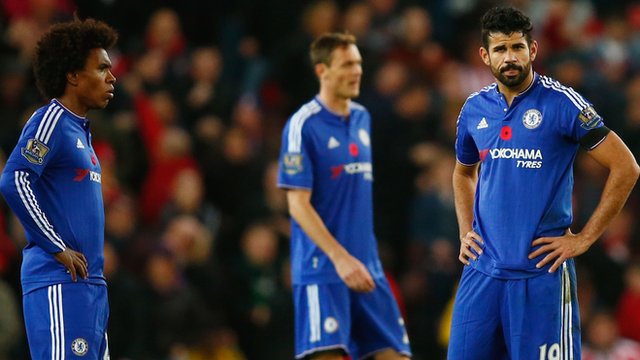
[278, 97, 385, 285]
[0, 99, 106, 293]
[455, 73, 607, 279]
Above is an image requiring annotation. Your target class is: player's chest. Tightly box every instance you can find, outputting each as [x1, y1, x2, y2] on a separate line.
[311, 122, 372, 164]
[310, 121, 373, 181]
[56, 129, 102, 183]
[468, 105, 555, 149]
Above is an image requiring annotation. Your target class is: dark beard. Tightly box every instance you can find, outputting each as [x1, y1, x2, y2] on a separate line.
[494, 63, 530, 88]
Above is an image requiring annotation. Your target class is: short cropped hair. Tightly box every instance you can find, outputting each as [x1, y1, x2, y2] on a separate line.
[481, 7, 533, 49]
[33, 18, 118, 100]
[310, 32, 357, 67]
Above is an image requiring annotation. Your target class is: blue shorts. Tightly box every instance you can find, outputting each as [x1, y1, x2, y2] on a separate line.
[293, 276, 411, 359]
[448, 261, 581, 360]
[23, 283, 109, 360]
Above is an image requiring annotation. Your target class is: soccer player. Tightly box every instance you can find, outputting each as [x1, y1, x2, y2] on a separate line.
[0, 18, 117, 359]
[450, 6, 640, 360]
[277, 33, 411, 360]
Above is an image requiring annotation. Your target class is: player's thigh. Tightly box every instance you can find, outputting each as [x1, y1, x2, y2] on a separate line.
[23, 283, 109, 359]
[308, 349, 346, 360]
[293, 283, 351, 359]
[350, 276, 411, 360]
[505, 261, 581, 360]
[448, 266, 507, 360]
[372, 348, 411, 360]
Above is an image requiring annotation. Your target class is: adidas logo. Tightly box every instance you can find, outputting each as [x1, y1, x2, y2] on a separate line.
[76, 138, 85, 149]
[328, 137, 340, 149]
[477, 117, 489, 130]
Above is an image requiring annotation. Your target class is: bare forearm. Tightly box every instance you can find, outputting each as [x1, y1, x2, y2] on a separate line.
[289, 199, 347, 261]
[453, 163, 478, 236]
[286, 189, 374, 292]
[528, 133, 639, 272]
[580, 132, 640, 245]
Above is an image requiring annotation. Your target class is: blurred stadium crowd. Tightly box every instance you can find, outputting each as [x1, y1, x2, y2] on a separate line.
[1, 0, 640, 359]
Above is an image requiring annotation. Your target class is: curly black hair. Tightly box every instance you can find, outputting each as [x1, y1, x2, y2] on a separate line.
[481, 6, 533, 49]
[33, 18, 118, 100]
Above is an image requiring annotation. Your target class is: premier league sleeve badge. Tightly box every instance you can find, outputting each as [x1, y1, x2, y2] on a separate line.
[283, 153, 304, 175]
[21, 138, 50, 165]
[578, 106, 603, 130]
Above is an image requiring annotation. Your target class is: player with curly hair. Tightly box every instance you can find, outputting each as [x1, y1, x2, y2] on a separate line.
[0, 18, 117, 359]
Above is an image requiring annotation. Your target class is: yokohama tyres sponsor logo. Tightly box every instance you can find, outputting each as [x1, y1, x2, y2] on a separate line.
[489, 148, 542, 160]
[73, 169, 102, 183]
[487, 148, 543, 168]
[331, 162, 373, 179]
[343, 162, 372, 174]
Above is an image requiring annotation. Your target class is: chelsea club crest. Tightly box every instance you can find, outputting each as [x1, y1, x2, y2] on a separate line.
[71, 338, 89, 356]
[522, 109, 542, 129]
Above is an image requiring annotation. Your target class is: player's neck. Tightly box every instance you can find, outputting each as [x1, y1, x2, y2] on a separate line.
[55, 95, 89, 118]
[317, 92, 350, 116]
[497, 72, 534, 107]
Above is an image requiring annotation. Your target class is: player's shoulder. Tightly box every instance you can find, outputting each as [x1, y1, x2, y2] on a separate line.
[466, 83, 498, 103]
[290, 99, 323, 122]
[349, 100, 368, 114]
[284, 98, 323, 133]
[458, 83, 497, 119]
[282, 99, 323, 151]
[350, 100, 371, 122]
[22, 101, 67, 145]
[537, 75, 590, 111]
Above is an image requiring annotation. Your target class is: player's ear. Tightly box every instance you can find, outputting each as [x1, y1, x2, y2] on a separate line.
[529, 40, 538, 62]
[479, 47, 490, 66]
[67, 72, 79, 86]
[314, 63, 326, 80]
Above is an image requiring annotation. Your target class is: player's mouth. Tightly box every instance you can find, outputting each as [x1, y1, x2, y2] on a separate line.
[501, 65, 522, 76]
[106, 88, 115, 99]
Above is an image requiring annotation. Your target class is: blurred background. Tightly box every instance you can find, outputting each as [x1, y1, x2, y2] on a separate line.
[1, 0, 640, 359]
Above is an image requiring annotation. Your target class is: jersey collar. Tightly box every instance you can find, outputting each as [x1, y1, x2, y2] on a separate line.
[519, 72, 539, 97]
[493, 72, 539, 99]
[314, 96, 351, 122]
[51, 99, 87, 122]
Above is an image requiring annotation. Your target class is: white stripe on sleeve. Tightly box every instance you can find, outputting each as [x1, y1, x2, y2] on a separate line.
[540, 77, 589, 111]
[287, 100, 321, 153]
[15, 171, 65, 251]
[36, 104, 57, 142]
[43, 108, 64, 144]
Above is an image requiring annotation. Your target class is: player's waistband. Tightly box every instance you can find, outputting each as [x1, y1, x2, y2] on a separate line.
[469, 253, 551, 280]
[22, 276, 107, 295]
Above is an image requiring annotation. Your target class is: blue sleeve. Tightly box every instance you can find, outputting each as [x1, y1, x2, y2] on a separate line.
[454, 102, 480, 165]
[277, 118, 314, 190]
[556, 93, 606, 144]
[0, 113, 66, 254]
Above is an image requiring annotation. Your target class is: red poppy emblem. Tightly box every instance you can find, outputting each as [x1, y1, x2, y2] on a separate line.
[349, 143, 359, 157]
[500, 126, 512, 140]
